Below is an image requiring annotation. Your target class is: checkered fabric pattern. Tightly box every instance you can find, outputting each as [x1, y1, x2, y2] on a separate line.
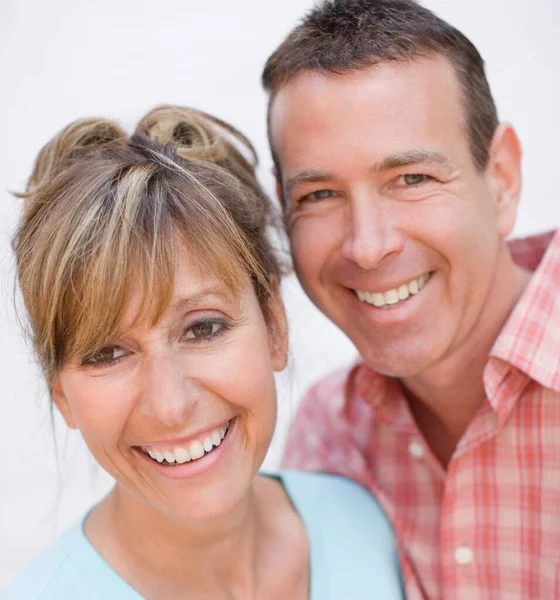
[282, 231, 560, 600]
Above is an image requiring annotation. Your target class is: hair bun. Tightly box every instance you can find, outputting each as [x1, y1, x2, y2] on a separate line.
[25, 119, 126, 196]
[135, 105, 261, 195]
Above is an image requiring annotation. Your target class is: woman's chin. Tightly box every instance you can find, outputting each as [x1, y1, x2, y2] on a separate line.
[156, 484, 252, 526]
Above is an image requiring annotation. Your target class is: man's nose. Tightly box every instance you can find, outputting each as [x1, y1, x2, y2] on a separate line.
[139, 352, 201, 427]
[340, 192, 404, 270]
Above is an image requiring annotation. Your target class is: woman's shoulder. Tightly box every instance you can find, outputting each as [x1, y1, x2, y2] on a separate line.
[0, 514, 142, 600]
[274, 470, 403, 599]
[279, 470, 393, 531]
[0, 521, 99, 600]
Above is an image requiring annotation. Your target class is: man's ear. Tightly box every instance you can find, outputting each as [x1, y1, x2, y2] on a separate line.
[266, 276, 289, 372]
[486, 123, 522, 238]
[51, 376, 78, 429]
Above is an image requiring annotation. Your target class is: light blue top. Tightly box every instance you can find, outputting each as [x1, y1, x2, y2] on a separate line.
[0, 471, 403, 599]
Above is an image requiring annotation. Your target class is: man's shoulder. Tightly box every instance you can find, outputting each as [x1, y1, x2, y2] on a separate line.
[283, 362, 387, 470]
[303, 363, 358, 407]
[302, 361, 389, 417]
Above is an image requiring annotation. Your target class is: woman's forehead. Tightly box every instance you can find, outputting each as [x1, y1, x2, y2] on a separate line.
[120, 263, 249, 332]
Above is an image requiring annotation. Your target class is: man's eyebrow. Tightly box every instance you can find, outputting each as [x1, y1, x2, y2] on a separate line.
[285, 168, 334, 197]
[284, 150, 454, 196]
[373, 149, 453, 172]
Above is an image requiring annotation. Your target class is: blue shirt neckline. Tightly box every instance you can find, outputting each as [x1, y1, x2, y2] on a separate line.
[67, 472, 318, 599]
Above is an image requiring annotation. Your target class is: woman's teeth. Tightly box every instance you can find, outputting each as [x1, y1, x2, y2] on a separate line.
[355, 273, 431, 308]
[142, 421, 230, 465]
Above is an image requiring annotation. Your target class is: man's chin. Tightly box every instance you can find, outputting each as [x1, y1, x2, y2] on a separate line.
[359, 345, 440, 379]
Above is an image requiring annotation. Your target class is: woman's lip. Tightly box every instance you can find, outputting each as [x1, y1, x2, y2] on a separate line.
[134, 418, 236, 480]
[135, 418, 232, 451]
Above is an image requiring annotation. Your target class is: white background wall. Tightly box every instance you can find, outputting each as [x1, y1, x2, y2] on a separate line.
[0, 0, 559, 588]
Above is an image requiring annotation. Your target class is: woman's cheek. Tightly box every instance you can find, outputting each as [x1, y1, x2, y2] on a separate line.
[64, 374, 136, 442]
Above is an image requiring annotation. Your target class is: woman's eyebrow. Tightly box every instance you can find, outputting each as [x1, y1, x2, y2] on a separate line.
[170, 288, 233, 315]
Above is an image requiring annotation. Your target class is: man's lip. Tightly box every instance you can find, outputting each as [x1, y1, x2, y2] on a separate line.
[135, 418, 234, 451]
[345, 271, 433, 295]
[342, 273, 433, 324]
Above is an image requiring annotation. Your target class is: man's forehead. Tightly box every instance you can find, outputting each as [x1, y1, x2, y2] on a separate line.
[269, 55, 467, 172]
[270, 56, 461, 127]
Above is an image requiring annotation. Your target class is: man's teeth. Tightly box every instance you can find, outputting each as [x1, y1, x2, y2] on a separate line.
[355, 273, 430, 308]
[142, 421, 230, 465]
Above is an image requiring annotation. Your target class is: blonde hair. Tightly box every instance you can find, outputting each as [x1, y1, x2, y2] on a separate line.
[14, 105, 281, 384]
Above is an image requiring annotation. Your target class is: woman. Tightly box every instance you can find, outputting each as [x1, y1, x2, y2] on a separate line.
[2, 106, 402, 599]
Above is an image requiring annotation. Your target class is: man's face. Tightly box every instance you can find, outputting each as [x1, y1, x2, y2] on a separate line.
[270, 56, 517, 377]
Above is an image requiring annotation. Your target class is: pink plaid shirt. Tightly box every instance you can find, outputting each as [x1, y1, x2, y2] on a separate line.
[283, 230, 560, 600]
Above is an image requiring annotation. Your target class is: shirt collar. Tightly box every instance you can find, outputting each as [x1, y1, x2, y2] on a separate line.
[351, 230, 560, 422]
[350, 363, 416, 432]
[490, 229, 560, 394]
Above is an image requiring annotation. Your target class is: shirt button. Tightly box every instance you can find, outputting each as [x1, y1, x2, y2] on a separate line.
[408, 440, 425, 459]
[455, 546, 474, 565]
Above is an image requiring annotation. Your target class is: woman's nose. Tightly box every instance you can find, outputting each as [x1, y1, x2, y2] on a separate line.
[139, 352, 201, 427]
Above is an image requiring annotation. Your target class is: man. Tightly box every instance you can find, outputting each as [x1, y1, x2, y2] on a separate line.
[261, 1, 559, 598]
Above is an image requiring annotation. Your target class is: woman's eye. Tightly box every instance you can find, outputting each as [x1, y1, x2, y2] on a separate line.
[83, 346, 126, 366]
[401, 174, 429, 186]
[184, 320, 224, 341]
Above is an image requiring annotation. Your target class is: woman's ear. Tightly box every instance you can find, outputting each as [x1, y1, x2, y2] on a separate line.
[486, 123, 522, 238]
[266, 277, 289, 372]
[51, 376, 78, 429]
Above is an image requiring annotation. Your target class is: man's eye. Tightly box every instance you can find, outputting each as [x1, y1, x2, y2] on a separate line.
[184, 320, 224, 341]
[401, 174, 429, 185]
[83, 346, 126, 366]
[299, 189, 334, 203]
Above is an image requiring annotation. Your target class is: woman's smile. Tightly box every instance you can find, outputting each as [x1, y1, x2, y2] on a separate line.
[134, 418, 235, 480]
[139, 419, 231, 464]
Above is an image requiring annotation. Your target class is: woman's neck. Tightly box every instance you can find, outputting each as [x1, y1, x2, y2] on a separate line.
[84, 476, 308, 599]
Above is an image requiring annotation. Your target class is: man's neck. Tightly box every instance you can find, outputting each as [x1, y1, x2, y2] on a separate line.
[401, 246, 532, 467]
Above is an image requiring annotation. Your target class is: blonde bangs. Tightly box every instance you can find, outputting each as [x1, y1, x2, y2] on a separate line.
[20, 159, 261, 378]
[64, 223, 248, 370]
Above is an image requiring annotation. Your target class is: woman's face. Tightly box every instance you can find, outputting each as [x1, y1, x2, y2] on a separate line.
[52, 248, 287, 524]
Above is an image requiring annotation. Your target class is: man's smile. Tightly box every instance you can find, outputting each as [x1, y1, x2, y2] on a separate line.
[354, 272, 432, 308]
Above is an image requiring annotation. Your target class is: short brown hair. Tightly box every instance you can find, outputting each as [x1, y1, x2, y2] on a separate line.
[14, 106, 282, 383]
[262, 0, 498, 172]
